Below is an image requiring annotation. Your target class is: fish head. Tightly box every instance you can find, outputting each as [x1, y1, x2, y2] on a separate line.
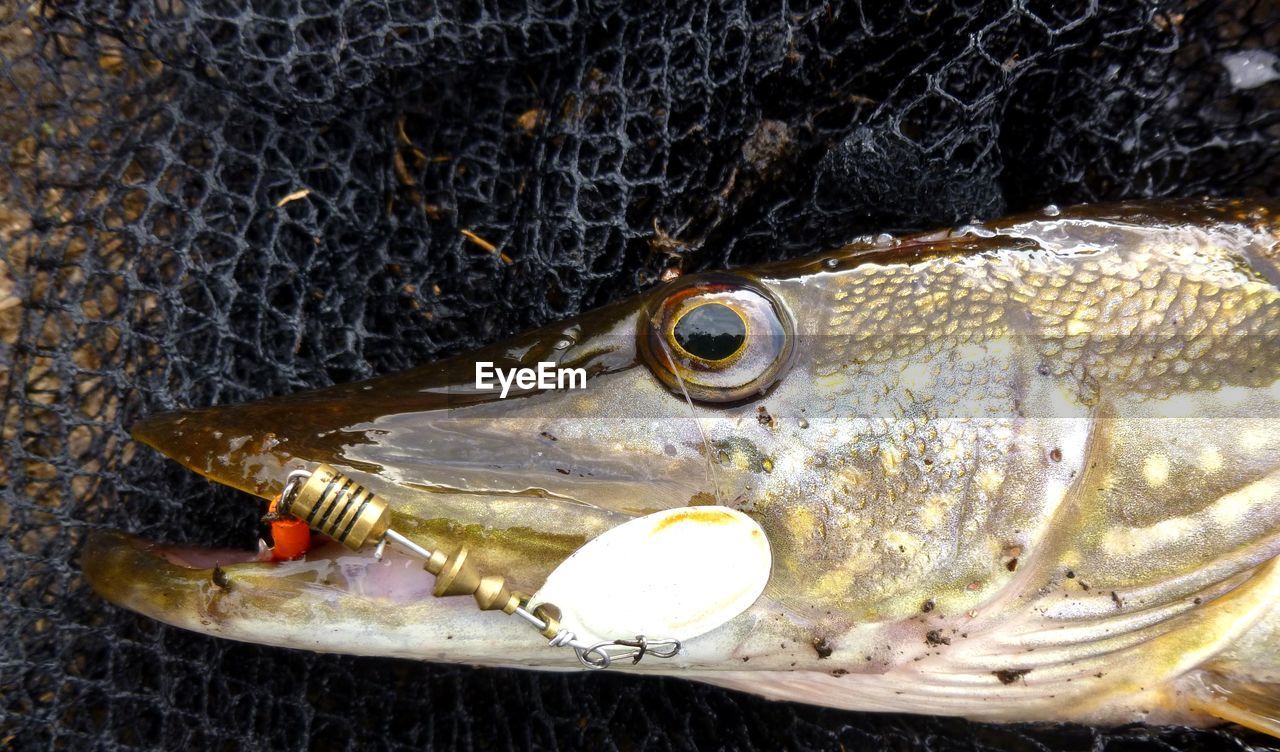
[85, 253, 881, 668]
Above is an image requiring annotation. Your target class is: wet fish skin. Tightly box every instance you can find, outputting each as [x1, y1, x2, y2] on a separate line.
[84, 199, 1280, 732]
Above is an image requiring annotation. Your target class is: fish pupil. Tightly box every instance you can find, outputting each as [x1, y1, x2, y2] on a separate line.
[674, 303, 746, 361]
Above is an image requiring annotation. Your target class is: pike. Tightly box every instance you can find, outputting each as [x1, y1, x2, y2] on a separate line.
[84, 199, 1280, 733]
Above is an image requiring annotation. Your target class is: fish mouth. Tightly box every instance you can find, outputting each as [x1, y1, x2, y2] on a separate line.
[81, 529, 574, 666]
[82, 294, 730, 666]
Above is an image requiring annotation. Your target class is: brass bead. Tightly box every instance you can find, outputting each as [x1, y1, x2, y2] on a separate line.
[475, 574, 520, 614]
[424, 545, 520, 613]
[533, 603, 562, 639]
[427, 545, 477, 598]
[281, 464, 390, 549]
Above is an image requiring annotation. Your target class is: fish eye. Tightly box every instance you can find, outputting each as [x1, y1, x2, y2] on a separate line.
[640, 274, 794, 403]
[672, 303, 747, 362]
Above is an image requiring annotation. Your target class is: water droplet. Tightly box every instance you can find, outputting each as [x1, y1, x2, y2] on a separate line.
[1043, 204, 1060, 217]
[957, 223, 995, 238]
[874, 233, 894, 245]
[822, 258, 839, 269]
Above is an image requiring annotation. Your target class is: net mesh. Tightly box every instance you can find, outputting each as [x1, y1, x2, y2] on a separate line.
[3, 0, 1279, 749]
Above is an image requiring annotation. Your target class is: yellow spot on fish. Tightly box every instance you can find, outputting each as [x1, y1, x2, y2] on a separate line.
[880, 444, 906, 475]
[1209, 478, 1277, 526]
[1199, 446, 1223, 474]
[1042, 479, 1068, 512]
[1152, 514, 1198, 542]
[898, 362, 935, 392]
[1066, 318, 1091, 336]
[1106, 515, 1198, 556]
[919, 496, 949, 528]
[1240, 427, 1271, 454]
[939, 436, 967, 463]
[787, 506, 820, 543]
[1143, 453, 1170, 487]
[884, 530, 920, 557]
[773, 450, 806, 477]
[815, 372, 846, 391]
[976, 467, 1004, 494]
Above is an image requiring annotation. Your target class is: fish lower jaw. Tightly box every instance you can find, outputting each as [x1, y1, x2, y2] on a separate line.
[82, 529, 751, 670]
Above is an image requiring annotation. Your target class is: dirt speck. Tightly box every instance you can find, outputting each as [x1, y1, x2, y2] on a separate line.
[812, 637, 833, 659]
[994, 668, 1031, 684]
[741, 119, 791, 174]
[275, 189, 310, 207]
[515, 108, 546, 134]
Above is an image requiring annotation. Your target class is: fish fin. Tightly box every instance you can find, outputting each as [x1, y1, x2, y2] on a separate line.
[1182, 671, 1280, 737]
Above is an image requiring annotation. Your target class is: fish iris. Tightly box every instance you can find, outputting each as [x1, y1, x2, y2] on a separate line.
[673, 303, 746, 361]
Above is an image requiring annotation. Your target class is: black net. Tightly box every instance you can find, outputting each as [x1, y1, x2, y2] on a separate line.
[3, 0, 1279, 749]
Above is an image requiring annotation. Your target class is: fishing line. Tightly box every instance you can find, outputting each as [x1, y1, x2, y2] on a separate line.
[656, 335, 727, 506]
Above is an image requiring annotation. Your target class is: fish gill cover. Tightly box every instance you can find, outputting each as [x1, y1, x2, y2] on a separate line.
[1, 0, 1278, 750]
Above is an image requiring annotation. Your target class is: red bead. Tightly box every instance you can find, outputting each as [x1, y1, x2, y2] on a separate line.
[270, 518, 311, 561]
